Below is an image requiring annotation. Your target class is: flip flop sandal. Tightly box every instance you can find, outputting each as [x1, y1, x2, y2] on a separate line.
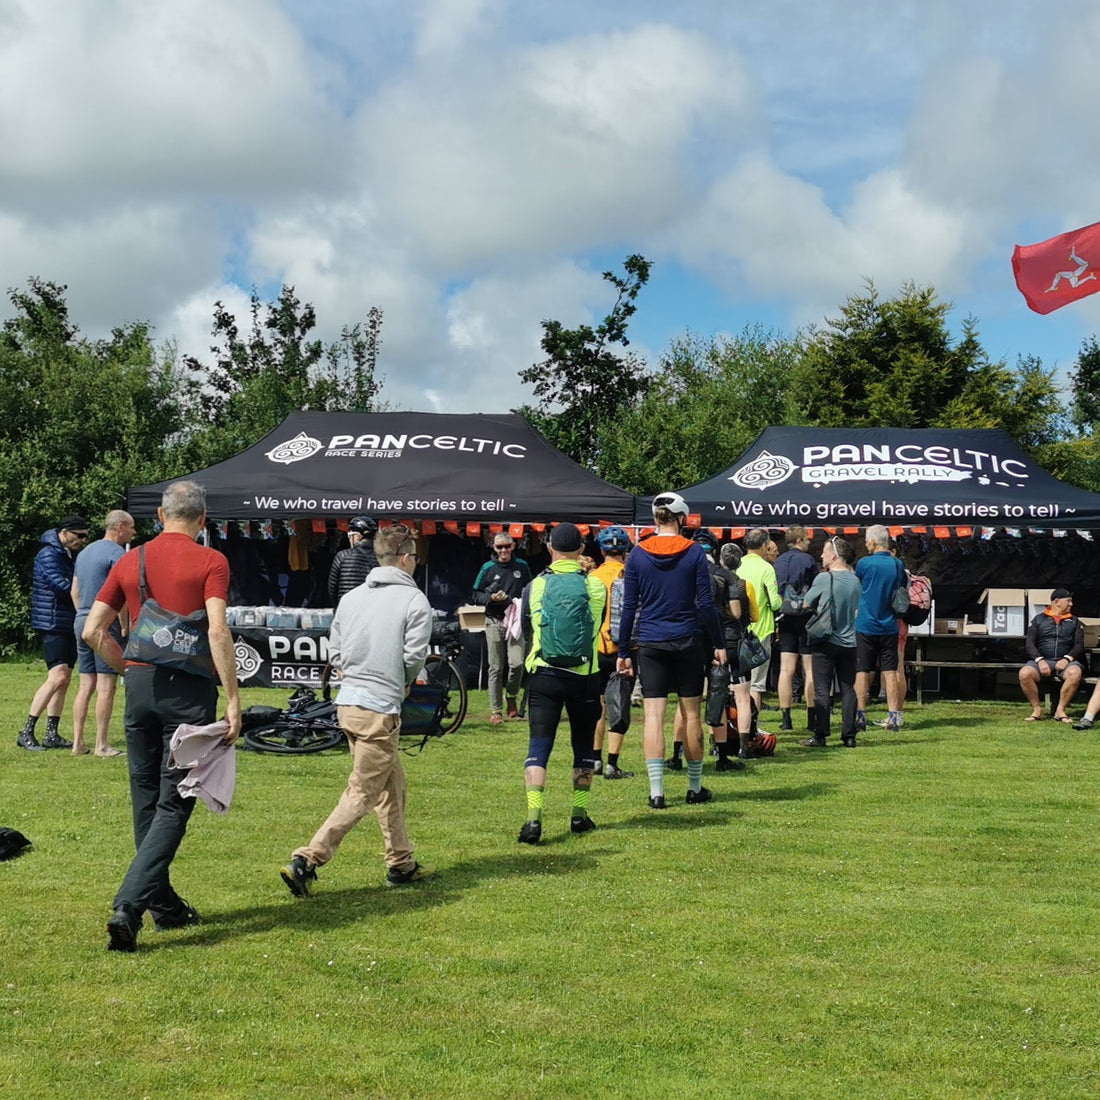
[1024, 713, 1046, 722]
[1053, 715, 1074, 724]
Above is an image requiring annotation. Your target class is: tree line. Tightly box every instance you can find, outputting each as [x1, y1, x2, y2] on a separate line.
[2, 260, 1098, 650]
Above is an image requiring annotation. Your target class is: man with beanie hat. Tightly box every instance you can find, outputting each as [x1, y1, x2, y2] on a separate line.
[516, 522, 606, 844]
[1020, 587, 1083, 723]
[18, 514, 90, 750]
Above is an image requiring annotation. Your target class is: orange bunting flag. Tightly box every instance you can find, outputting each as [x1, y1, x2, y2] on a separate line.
[489, 524, 503, 535]
[509, 523, 524, 539]
[640, 526, 655, 539]
[910, 526, 927, 534]
[955, 526, 973, 539]
[822, 526, 837, 535]
[933, 526, 951, 540]
[531, 523, 546, 533]
[709, 526, 724, 540]
[577, 524, 590, 536]
[311, 519, 326, 534]
[421, 520, 437, 536]
[888, 526, 904, 538]
[443, 520, 459, 535]
[843, 527, 859, 535]
[466, 522, 481, 538]
[686, 513, 701, 528]
[730, 527, 746, 540]
[336, 519, 349, 532]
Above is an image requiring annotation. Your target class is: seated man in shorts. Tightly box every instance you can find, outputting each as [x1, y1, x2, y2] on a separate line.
[1019, 587, 1083, 723]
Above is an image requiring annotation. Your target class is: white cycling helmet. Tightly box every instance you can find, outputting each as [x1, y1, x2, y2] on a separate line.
[652, 491, 689, 518]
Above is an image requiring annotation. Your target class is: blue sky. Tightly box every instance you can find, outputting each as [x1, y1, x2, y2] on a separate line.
[2, 0, 1099, 410]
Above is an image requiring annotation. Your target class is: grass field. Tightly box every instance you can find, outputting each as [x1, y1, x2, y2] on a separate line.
[2, 660, 1099, 1099]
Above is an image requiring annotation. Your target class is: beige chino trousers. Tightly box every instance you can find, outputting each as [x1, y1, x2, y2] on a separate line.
[294, 705, 415, 872]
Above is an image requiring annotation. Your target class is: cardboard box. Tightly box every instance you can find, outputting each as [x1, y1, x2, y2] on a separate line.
[934, 617, 963, 635]
[980, 588, 1027, 636]
[908, 600, 935, 636]
[1079, 616, 1100, 649]
[963, 623, 988, 634]
[1027, 589, 1052, 624]
[457, 604, 486, 632]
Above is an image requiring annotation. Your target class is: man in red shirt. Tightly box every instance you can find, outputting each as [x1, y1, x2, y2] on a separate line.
[84, 481, 241, 952]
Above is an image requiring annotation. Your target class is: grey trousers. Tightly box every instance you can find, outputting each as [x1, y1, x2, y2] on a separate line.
[484, 617, 524, 713]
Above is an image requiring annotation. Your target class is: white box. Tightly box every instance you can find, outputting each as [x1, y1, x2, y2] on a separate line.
[980, 588, 1027, 636]
[457, 604, 486, 632]
[1026, 589, 1052, 625]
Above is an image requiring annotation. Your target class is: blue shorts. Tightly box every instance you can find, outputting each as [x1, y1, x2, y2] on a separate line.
[74, 614, 121, 676]
[39, 630, 77, 670]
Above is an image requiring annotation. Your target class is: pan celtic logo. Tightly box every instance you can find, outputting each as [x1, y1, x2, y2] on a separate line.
[728, 451, 795, 491]
[265, 432, 323, 465]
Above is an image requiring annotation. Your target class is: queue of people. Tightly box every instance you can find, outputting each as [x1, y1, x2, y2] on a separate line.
[16, 489, 1097, 950]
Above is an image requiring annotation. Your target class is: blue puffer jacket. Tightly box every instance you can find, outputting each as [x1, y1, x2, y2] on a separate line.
[30, 529, 76, 632]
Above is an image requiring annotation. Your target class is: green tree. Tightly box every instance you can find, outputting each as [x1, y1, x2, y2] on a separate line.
[179, 287, 384, 466]
[518, 254, 652, 473]
[791, 281, 1064, 443]
[0, 279, 185, 649]
[598, 327, 802, 494]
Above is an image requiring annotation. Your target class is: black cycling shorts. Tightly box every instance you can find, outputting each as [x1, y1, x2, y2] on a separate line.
[39, 629, 77, 670]
[856, 631, 899, 674]
[637, 641, 706, 699]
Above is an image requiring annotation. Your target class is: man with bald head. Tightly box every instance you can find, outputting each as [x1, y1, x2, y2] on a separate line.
[71, 510, 135, 756]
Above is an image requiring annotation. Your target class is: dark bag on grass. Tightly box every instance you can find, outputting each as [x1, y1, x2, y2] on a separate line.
[605, 671, 633, 734]
[737, 632, 768, 674]
[805, 574, 835, 643]
[705, 663, 732, 727]
[0, 827, 31, 861]
[123, 545, 215, 678]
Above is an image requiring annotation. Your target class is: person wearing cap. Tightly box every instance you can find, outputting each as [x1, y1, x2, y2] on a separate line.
[590, 526, 634, 779]
[516, 522, 606, 843]
[1020, 587, 1083, 723]
[71, 510, 135, 756]
[17, 514, 90, 751]
[472, 531, 532, 724]
[617, 493, 727, 809]
[328, 515, 381, 608]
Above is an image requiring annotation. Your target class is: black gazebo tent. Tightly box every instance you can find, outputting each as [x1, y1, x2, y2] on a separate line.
[635, 427, 1100, 530]
[130, 411, 635, 523]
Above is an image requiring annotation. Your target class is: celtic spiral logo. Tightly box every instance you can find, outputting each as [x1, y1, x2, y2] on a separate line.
[728, 450, 795, 491]
[234, 640, 263, 681]
[265, 432, 322, 465]
[152, 626, 174, 648]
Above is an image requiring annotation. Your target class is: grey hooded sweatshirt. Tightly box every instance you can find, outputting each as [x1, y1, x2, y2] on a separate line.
[329, 566, 432, 712]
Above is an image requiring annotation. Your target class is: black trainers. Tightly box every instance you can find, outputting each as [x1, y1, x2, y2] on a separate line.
[106, 909, 139, 952]
[664, 756, 683, 771]
[841, 734, 857, 748]
[153, 900, 201, 931]
[16, 729, 45, 752]
[280, 855, 318, 898]
[570, 815, 596, 834]
[42, 731, 73, 750]
[517, 821, 542, 844]
[592, 759, 603, 775]
[714, 756, 745, 772]
[604, 763, 634, 779]
[686, 786, 713, 805]
[1074, 716, 1094, 731]
[386, 861, 436, 887]
[648, 795, 667, 810]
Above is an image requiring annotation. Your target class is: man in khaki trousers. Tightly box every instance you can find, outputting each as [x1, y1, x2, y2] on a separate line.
[281, 524, 436, 897]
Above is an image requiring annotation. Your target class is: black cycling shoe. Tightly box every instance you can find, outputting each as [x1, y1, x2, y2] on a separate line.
[648, 795, 667, 810]
[153, 900, 201, 931]
[517, 821, 542, 844]
[16, 730, 45, 752]
[106, 910, 139, 952]
[664, 756, 683, 771]
[42, 731, 73, 750]
[604, 763, 634, 779]
[686, 786, 713, 805]
[714, 756, 745, 772]
[570, 815, 596, 834]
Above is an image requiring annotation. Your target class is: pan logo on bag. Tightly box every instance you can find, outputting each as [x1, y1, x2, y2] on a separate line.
[234, 640, 263, 681]
[266, 433, 323, 465]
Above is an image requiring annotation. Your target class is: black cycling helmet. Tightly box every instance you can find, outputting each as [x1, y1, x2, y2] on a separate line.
[692, 528, 719, 554]
[597, 525, 633, 553]
[349, 515, 378, 535]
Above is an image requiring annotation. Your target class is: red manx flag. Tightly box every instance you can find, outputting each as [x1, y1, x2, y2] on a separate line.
[1013, 220, 1100, 314]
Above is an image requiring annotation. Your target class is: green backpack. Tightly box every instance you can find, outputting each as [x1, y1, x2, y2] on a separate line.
[538, 571, 594, 668]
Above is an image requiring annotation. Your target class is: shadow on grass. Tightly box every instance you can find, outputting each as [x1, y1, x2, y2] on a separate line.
[144, 848, 602, 950]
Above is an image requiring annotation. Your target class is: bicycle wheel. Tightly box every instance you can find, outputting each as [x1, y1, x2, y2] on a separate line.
[423, 655, 468, 734]
[243, 722, 345, 755]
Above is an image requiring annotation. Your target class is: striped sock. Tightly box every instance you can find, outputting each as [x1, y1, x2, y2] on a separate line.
[687, 759, 703, 793]
[645, 758, 664, 799]
[571, 785, 589, 820]
[525, 785, 544, 822]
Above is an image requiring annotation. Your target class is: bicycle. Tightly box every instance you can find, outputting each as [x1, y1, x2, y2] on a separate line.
[241, 618, 468, 754]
